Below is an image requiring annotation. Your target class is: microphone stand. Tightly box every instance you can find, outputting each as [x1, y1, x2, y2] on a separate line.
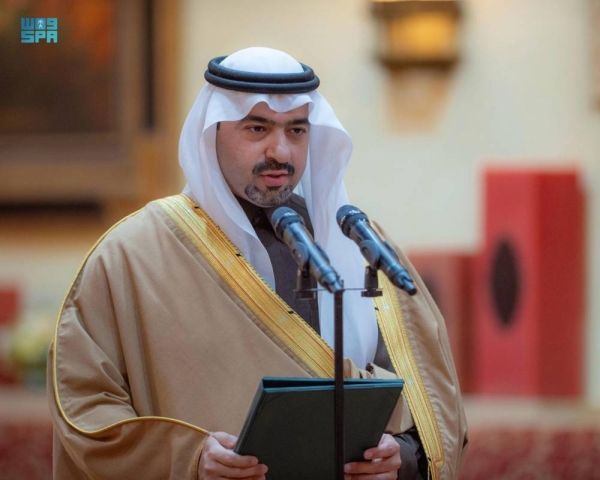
[295, 265, 382, 480]
[333, 288, 344, 480]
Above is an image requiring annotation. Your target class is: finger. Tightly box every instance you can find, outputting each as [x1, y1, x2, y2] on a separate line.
[202, 435, 261, 470]
[364, 434, 400, 460]
[207, 462, 268, 479]
[344, 472, 397, 480]
[211, 431, 238, 449]
[344, 456, 401, 474]
[201, 438, 267, 478]
[344, 454, 401, 476]
[210, 446, 261, 469]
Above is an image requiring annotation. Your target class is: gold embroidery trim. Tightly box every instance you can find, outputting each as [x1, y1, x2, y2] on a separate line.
[52, 209, 209, 437]
[374, 274, 444, 480]
[157, 194, 334, 378]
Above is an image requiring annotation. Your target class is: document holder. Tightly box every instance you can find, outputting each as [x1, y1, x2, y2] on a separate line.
[234, 377, 404, 479]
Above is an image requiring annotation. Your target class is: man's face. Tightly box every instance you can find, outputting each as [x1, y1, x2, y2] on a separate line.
[216, 102, 310, 207]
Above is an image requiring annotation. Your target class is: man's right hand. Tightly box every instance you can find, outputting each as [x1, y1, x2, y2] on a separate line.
[198, 431, 268, 480]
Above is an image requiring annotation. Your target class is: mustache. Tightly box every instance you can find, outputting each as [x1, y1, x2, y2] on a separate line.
[252, 159, 295, 176]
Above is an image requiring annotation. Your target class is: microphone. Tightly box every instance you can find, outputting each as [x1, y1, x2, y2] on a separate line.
[270, 207, 343, 293]
[336, 205, 417, 295]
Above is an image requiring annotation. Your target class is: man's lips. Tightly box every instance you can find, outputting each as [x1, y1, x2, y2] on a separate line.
[259, 171, 289, 187]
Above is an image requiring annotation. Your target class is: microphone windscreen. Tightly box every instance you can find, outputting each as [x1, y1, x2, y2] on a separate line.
[336, 205, 368, 237]
[270, 206, 304, 240]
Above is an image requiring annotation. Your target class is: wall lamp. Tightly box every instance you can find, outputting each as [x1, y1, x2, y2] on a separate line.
[371, 0, 463, 69]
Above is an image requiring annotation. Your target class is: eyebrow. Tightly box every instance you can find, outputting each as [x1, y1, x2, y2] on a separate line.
[241, 115, 310, 127]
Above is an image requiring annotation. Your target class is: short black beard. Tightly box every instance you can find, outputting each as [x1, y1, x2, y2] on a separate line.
[244, 159, 296, 207]
[245, 184, 294, 207]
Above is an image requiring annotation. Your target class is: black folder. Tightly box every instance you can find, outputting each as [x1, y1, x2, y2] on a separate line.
[234, 377, 404, 479]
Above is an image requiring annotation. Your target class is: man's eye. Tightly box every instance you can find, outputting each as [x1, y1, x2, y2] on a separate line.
[289, 127, 307, 135]
[248, 126, 266, 133]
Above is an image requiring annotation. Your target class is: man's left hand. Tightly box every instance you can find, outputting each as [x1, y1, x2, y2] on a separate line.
[344, 433, 401, 479]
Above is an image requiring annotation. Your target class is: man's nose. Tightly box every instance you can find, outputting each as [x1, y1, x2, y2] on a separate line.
[265, 130, 291, 163]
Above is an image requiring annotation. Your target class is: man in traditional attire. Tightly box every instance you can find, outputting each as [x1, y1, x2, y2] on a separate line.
[48, 47, 468, 479]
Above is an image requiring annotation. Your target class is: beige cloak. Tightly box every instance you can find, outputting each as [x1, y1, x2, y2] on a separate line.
[48, 195, 468, 479]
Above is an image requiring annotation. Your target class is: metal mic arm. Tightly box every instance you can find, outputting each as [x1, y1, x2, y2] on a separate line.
[362, 265, 383, 298]
[295, 265, 316, 299]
